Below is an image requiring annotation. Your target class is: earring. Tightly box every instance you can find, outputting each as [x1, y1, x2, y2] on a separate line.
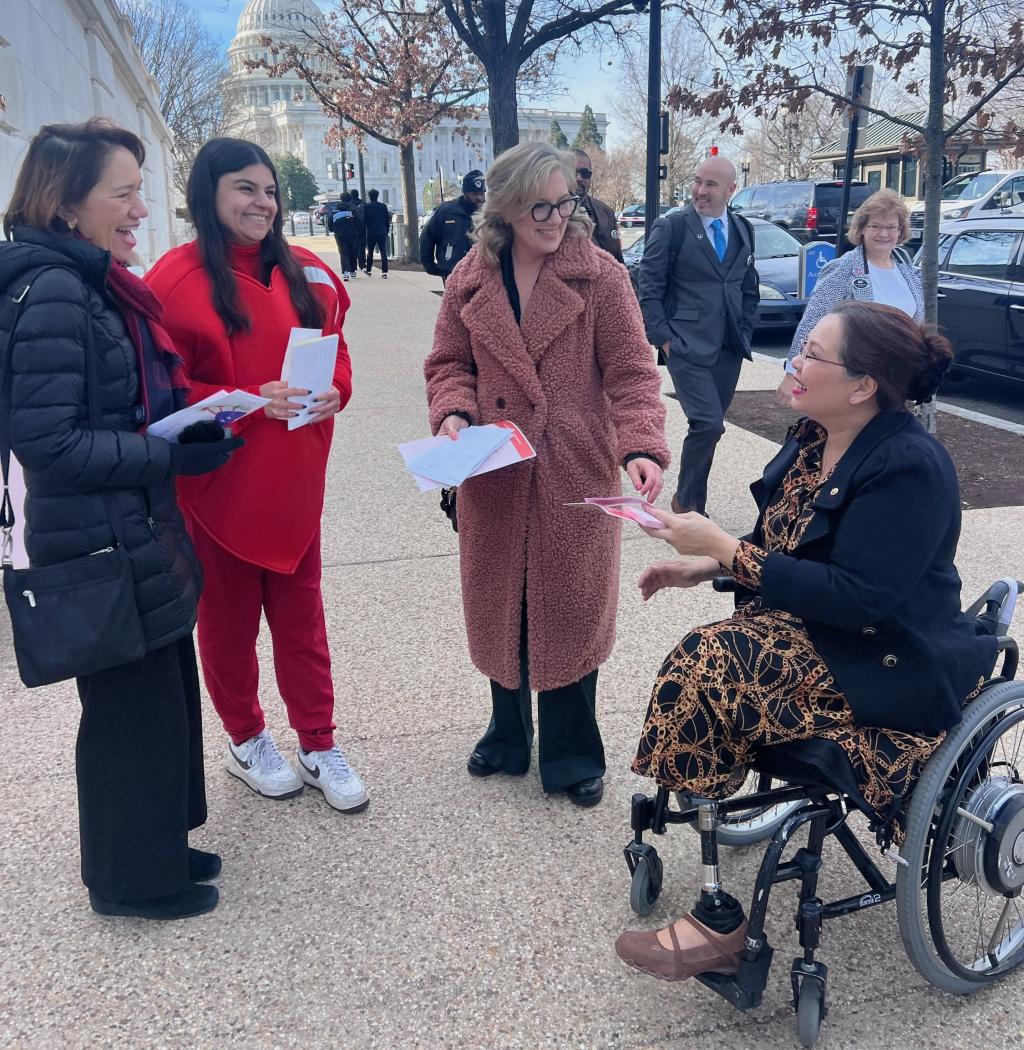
[67, 218, 78, 231]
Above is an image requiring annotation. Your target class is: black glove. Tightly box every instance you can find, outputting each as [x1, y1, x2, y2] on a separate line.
[179, 420, 227, 445]
[169, 435, 244, 477]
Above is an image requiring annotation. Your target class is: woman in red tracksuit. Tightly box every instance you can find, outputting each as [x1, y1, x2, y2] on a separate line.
[146, 138, 368, 813]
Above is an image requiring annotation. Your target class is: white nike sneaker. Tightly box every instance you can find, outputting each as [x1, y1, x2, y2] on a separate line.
[297, 746, 369, 813]
[226, 730, 303, 799]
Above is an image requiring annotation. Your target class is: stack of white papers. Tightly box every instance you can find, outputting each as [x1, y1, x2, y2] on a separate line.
[281, 327, 338, 430]
[398, 421, 537, 491]
[148, 389, 270, 442]
[405, 424, 513, 487]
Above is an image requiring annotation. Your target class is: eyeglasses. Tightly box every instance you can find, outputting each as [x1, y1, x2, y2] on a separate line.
[865, 224, 900, 234]
[797, 341, 859, 371]
[576, 168, 593, 179]
[530, 196, 580, 222]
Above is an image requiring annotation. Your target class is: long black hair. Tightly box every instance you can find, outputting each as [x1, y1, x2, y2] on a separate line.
[186, 138, 324, 335]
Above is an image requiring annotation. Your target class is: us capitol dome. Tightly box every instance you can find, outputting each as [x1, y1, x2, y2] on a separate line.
[221, 0, 607, 217]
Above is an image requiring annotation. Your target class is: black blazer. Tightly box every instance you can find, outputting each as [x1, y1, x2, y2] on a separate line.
[744, 411, 996, 735]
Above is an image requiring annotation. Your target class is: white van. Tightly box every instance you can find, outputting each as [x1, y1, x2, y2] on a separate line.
[908, 169, 1024, 241]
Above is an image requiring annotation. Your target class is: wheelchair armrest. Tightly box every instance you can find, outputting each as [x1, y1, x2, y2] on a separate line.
[713, 576, 736, 593]
[995, 636, 1019, 682]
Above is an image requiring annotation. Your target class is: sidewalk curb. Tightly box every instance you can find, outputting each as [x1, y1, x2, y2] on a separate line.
[751, 351, 1024, 436]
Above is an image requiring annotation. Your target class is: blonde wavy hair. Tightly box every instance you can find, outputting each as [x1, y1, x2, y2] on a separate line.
[847, 188, 911, 246]
[472, 141, 593, 265]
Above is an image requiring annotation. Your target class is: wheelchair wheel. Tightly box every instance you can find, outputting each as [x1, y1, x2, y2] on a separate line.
[628, 845, 664, 916]
[684, 771, 807, 848]
[897, 680, 1024, 993]
[796, 977, 826, 1047]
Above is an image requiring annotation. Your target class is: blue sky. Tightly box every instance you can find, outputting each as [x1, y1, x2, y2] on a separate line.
[188, 0, 624, 141]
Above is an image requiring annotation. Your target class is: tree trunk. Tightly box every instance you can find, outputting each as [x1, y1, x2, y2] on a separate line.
[918, 0, 947, 432]
[399, 140, 420, 260]
[488, 61, 520, 155]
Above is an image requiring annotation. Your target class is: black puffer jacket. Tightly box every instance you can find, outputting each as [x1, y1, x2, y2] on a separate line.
[0, 228, 201, 651]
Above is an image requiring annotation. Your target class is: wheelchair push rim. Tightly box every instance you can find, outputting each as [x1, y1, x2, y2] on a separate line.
[897, 681, 1024, 992]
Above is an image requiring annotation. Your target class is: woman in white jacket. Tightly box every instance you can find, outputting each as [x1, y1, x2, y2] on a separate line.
[780, 189, 923, 397]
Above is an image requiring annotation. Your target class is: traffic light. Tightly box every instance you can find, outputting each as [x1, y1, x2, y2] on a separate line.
[708, 144, 719, 157]
[345, 163, 355, 180]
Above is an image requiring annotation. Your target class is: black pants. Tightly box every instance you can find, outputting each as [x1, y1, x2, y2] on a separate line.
[76, 636, 206, 900]
[477, 605, 605, 792]
[355, 235, 366, 271]
[666, 345, 744, 515]
[366, 233, 389, 273]
[334, 234, 358, 274]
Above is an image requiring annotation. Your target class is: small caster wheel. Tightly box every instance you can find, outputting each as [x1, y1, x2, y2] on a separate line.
[796, 975, 826, 1048]
[627, 845, 663, 916]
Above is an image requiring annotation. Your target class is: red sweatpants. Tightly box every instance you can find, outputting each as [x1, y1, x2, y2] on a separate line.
[189, 521, 336, 753]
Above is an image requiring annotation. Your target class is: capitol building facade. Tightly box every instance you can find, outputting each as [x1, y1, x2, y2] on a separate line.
[225, 0, 609, 213]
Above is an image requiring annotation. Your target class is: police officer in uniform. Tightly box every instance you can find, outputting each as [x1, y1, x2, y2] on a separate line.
[420, 170, 486, 283]
[572, 148, 624, 264]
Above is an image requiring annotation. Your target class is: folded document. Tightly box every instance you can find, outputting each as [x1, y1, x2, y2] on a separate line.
[565, 496, 662, 528]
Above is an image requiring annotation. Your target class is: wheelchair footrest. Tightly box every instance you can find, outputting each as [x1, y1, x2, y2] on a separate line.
[694, 938, 774, 1012]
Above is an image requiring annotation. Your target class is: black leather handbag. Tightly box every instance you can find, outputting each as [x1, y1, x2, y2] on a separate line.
[1, 268, 146, 687]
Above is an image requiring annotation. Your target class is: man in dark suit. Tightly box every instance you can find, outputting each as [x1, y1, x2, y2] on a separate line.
[638, 157, 759, 515]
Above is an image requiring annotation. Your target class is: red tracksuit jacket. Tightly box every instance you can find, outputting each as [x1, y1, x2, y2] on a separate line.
[146, 241, 352, 573]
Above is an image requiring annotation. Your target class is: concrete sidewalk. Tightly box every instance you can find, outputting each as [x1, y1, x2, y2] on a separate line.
[1, 257, 1022, 1049]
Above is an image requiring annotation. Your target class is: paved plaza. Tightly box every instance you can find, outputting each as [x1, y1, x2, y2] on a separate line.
[1, 244, 1022, 1048]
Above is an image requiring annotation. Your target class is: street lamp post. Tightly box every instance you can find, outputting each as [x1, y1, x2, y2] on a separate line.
[634, 0, 662, 242]
[741, 155, 751, 188]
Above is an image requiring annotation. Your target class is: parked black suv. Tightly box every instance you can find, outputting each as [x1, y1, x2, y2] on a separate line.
[919, 216, 1024, 384]
[730, 180, 873, 243]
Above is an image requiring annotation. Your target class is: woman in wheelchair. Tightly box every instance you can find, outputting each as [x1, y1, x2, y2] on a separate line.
[616, 300, 999, 982]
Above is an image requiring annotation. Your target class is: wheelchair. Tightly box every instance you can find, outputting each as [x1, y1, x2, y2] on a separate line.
[622, 578, 1024, 1047]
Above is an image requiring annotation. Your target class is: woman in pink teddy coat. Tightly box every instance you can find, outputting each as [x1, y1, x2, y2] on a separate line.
[424, 141, 670, 808]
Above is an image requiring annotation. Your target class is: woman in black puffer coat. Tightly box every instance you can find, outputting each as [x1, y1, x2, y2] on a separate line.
[1, 120, 242, 920]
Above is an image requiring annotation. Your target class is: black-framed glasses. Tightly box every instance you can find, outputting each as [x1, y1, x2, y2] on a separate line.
[797, 340, 859, 372]
[576, 168, 593, 179]
[530, 196, 580, 222]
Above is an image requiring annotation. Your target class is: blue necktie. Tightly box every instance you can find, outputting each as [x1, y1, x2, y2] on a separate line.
[711, 218, 726, 262]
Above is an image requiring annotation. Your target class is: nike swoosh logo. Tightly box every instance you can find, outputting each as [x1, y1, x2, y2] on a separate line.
[307, 763, 320, 778]
[231, 751, 253, 771]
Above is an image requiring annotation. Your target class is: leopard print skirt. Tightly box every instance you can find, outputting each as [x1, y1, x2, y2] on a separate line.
[631, 604, 946, 839]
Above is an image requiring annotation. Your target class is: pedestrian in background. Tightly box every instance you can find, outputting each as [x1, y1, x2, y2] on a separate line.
[349, 188, 367, 274]
[146, 138, 369, 815]
[1, 119, 241, 920]
[424, 142, 669, 808]
[780, 188, 923, 399]
[638, 156, 758, 517]
[362, 188, 391, 278]
[572, 148, 624, 263]
[420, 169, 485, 283]
[331, 191, 363, 281]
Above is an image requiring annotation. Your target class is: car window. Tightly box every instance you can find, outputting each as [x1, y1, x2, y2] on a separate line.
[731, 188, 753, 210]
[981, 175, 1024, 210]
[916, 233, 953, 267]
[748, 186, 772, 210]
[770, 184, 810, 212]
[960, 172, 1005, 201]
[944, 229, 1019, 280]
[752, 223, 801, 258]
